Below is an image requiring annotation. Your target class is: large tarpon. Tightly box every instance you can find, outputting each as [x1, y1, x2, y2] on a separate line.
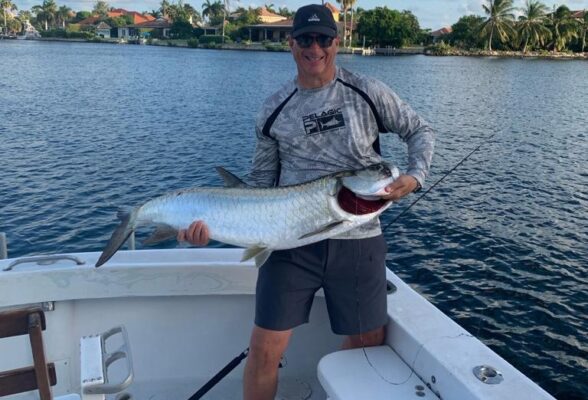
[95, 163, 400, 268]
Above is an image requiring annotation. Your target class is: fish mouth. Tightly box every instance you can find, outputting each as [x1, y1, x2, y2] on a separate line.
[337, 186, 388, 215]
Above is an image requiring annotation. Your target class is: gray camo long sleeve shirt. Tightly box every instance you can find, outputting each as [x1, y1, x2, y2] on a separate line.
[248, 67, 435, 239]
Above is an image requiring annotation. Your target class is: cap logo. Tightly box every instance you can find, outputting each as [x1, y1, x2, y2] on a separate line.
[308, 14, 320, 22]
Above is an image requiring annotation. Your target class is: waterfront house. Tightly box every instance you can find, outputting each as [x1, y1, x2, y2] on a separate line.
[430, 26, 452, 43]
[108, 8, 155, 24]
[244, 2, 340, 43]
[130, 18, 172, 39]
[95, 22, 112, 38]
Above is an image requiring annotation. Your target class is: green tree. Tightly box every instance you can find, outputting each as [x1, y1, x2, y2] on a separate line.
[7, 15, 20, 32]
[277, 7, 293, 18]
[549, 5, 579, 52]
[202, 0, 223, 24]
[234, 7, 259, 25]
[93, 1, 110, 17]
[183, 3, 201, 24]
[56, 5, 72, 29]
[1, 0, 17, 34]
[517, 0, 550, 52]
[72, 10, 91, 22]
[356, 7, 421, 47]
[18, 10, 32, 22]
[480, 0, 516, 51]
[450, 15, 485, 49]
[32, 0, 57, 30]
[170, 19, 193, 38]
[264, 3, 275, 13]
[106, 14, 132, 27]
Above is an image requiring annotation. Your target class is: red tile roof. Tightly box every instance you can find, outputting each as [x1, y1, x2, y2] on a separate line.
[431, 26, 452, 37]
[78, 9, 155, 26]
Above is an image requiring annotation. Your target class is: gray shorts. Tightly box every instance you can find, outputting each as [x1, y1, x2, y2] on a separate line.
[255, 235, 388, 335]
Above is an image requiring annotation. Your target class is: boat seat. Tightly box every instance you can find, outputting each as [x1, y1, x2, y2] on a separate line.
[0, 307, 132, 400]
[317, 345, 437, 400]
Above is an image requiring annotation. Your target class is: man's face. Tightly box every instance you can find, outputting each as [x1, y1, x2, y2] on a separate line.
[289, 33, 339, 87]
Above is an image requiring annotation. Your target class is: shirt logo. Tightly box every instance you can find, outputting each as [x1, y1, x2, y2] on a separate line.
[308, 14, 320, 22]
[303, 108, 345, 135]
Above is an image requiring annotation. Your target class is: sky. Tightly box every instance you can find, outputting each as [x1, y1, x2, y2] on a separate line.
[10, 0, 588, 30]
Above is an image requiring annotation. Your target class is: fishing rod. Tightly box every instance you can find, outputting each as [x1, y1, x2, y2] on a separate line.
[382, 132, 497, 233]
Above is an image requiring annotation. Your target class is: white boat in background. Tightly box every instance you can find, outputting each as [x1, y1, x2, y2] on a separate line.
[0, 248, 555, 400]
[16, 21, 41, 40]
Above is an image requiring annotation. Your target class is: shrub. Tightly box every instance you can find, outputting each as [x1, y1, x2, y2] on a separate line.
[199, 35, 228, 44]
[187, 38, 199, 48]
[425, 41, 456, 56]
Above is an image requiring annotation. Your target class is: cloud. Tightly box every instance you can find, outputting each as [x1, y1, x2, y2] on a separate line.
[458, 0, 483, 16]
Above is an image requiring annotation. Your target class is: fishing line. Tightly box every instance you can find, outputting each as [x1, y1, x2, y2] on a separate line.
[356, 132, 498, 386]
[381, 132, 497, 233]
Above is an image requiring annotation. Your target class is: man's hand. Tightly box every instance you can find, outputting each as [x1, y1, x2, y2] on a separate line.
[177, 220, 210, 246]
[380, 175, 419, 201]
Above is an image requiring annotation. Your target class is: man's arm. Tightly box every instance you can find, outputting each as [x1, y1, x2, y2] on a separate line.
[373, 80, 435, 191]
[247, 125, 280, 188]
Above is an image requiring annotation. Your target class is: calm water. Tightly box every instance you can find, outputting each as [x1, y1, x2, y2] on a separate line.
[1, 41, 587, 399]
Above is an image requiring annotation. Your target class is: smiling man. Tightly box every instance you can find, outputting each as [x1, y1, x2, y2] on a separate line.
[179, 4, 435, 399]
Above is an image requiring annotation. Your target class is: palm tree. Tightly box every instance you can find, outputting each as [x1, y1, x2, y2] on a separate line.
[56, 5, 71, 29]
[202, 0, 222, 23]
[549, 5, 579, 52]
[336, 0, 353, 47]
[480, 0, 516, 51]
[517, 0, 550, 52]
[1, 0, 17, 34]
[32, 0, 57, 31]
[347, 0, 357, 48]
[159, 0, 170, 19]
[221, 0, 229, 42]
[183, 3, 201, 25]
[577, 10, 587, 52]
[264, 4, 275, 13]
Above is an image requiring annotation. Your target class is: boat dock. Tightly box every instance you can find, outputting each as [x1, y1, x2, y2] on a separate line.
[375, 46, 425, 56]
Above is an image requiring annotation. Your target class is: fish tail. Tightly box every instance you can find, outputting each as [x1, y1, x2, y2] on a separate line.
[95, 208, 138, 268]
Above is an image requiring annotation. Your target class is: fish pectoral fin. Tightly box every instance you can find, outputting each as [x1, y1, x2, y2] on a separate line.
[254, 250, 272, 268]
[215, 166, 250, 188]
[297, 221, 346, 240]
[241, 246, 268, 262]
[142, 225, 179, 246]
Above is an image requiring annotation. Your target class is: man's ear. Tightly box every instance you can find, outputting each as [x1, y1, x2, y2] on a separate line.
[288, 35, 294, 48]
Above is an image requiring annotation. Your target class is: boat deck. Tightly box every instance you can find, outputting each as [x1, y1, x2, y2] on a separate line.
[114, 376, 319, 400]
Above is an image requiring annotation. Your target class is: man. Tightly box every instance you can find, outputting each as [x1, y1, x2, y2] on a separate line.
[178, 4, 434, 399]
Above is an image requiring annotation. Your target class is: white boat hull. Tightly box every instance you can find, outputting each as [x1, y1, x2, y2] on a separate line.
[0, 249, 555, 399]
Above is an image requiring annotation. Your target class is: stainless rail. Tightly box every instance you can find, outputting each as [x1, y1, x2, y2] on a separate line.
[3, 255, 86, 272]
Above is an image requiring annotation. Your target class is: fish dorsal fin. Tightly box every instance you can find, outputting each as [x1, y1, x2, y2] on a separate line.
[215, 166, 249, 188]
[143, 224, 178, 246]
[298, 221, 346, 241]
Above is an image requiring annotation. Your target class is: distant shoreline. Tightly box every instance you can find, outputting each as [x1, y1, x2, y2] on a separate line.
[11, 37, 588, 60]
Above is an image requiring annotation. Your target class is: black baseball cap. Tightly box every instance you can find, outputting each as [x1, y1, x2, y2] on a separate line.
[291, 4, 338, 38]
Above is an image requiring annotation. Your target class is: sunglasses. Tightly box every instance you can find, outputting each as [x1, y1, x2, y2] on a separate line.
[295, 34, 335, 49]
